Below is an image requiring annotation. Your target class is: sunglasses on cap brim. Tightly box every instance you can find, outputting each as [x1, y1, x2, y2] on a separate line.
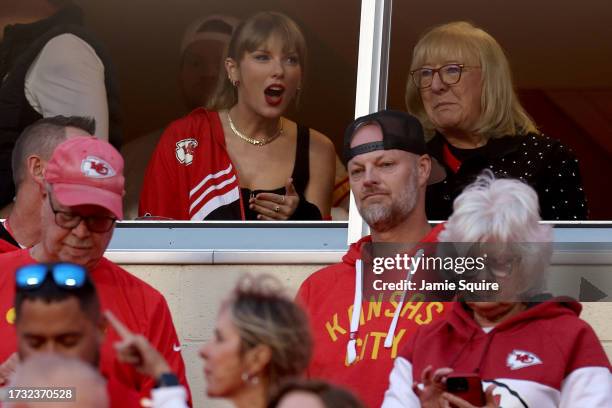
[15, 263, 88, 290]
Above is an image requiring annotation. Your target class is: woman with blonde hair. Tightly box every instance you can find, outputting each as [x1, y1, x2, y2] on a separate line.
[140, 11, 335, 220]
[406, 21, 587, 221]
[109, 274, 313, 408]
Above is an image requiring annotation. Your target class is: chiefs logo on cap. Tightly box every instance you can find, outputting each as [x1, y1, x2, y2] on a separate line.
[81, 156, 116, 178]
[506, 349, 542, 370]
[175, 138, 198, 166]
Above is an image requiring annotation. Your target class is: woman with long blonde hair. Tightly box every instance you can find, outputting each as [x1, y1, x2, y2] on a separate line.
[140, 11, 335, 221]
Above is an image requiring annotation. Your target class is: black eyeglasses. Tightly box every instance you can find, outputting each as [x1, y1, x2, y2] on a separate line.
[410, 63, 478, 89]
[48, 194, 116, 233]
[16, 263, 87, 290]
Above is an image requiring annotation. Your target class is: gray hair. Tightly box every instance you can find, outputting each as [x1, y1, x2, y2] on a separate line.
[439, 171, 553, 296]
[12, 116, 95, 187]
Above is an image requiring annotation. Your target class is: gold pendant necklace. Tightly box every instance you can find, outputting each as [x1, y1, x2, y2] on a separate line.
[227, 112, 283, 146]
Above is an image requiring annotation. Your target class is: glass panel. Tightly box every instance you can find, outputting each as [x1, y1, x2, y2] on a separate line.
[388, 0, 612, 220]
[82, 0, 361, 221]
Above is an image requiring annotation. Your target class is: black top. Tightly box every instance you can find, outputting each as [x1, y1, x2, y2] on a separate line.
[240, 124, 322, 220]
[426, 132, 589, 221]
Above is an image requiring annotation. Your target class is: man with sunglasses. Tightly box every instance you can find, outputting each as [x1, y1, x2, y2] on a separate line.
[12, 262, 140, 407]
[0, 136, 190, 403]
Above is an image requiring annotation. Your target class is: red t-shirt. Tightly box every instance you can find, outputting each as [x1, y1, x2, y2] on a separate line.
[0, 239, 18, 254]
[0, 249, 190, 403]
[296, 224, 449, 408]
[107, 376, 142, 407]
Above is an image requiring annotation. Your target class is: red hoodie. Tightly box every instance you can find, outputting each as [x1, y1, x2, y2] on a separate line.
[297, 223, 449, 408]
[0, 249, 191, 405]
[383, 299, 612, 407]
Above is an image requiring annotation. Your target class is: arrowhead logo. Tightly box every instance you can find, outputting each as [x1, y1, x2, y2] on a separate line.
[81, 156, 116, 178]
[175, 139, 198, 166]
[506, 350, 542, 370]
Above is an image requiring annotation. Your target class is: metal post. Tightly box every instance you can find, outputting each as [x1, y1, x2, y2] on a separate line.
[347, 0, 393, 243]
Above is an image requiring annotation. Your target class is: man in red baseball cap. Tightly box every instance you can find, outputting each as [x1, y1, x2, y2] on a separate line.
[0, 136, 191, 404]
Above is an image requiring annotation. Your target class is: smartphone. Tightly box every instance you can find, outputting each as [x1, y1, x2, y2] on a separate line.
[445, 373, 485, 407]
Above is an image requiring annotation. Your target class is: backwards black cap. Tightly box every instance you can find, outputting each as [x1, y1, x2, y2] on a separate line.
[342, 110, 426, 165]
[342, 110, 446, 184]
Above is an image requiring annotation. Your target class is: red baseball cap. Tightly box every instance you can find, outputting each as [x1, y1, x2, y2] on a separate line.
[44, 136, 125, 220]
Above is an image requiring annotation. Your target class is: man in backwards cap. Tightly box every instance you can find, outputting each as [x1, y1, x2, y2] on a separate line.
[0, 136, 190, 403]
[296, 110, 448, 407]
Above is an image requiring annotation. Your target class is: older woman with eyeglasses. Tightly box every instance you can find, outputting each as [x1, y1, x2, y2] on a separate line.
[382, 172, 612, 408]
[406, 21, 588, 221]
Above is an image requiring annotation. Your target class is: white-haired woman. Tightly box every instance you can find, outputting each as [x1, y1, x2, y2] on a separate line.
[406, 21, 587, 221]
[382, 172, 611, 408]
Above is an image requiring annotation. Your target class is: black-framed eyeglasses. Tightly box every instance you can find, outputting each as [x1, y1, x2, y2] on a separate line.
[48, 194, 116, 233]
[16, 263, 87, 290]
[410, 63, 478, 89]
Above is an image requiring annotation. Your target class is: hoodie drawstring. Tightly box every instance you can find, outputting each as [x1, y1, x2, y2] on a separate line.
[384, 249, 424, 348]
[346, 249, 427, 364]
[346, 259, 363, 365]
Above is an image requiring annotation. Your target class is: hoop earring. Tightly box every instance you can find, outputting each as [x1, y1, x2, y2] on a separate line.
[232, 79, 240, 87]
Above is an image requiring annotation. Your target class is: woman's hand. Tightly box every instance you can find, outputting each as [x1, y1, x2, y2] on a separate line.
[413, 365, 454, 408]
[250, 178, 299, 220]
[105, 310, 172, 379]
[441, 384, 498, 408]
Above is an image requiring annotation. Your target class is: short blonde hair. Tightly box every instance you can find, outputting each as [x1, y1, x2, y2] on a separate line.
[225, 274, 312, 396]
[405, 21, 537, 139]
[207, 12, 307, 110]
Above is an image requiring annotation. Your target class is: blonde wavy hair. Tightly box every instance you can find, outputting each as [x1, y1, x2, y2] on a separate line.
[207, 11, 307, 110]
[223, 274, 312, 397]
[405, 21, 537, 140]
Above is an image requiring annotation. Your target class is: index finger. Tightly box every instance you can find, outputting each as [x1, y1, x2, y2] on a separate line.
[254, 193, 283, 203]
[104, 310, 133, 339]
